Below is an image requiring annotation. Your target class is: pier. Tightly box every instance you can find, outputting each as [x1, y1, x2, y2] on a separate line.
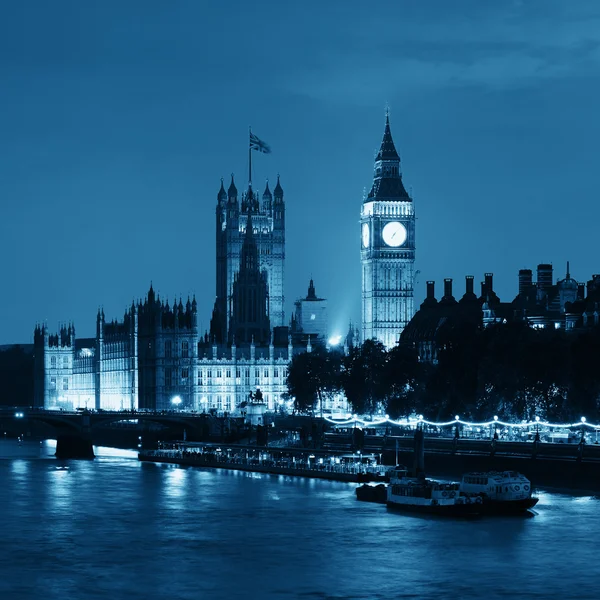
[139, 443, 389, 483]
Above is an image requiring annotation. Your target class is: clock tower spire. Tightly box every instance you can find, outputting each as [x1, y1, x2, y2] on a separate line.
[360, 112, 415, 348]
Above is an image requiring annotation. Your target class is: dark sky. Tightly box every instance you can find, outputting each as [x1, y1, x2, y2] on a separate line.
[2, 0, 600, 343]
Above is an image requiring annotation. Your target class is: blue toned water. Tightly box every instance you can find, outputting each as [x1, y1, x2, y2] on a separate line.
[1, 440, 599, 600]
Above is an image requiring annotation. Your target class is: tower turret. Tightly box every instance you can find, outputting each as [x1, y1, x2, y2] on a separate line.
[228, 174, 238, 202]
[191, 295, 198, 332]
[262, 179, 272, 212]
[274, 175, 284, 202]
[217, 178, 227, 206]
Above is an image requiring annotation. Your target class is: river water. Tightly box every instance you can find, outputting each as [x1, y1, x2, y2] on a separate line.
[1, 439, 599, 600]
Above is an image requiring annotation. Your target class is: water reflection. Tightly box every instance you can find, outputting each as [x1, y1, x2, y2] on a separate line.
[1, 444, 600, 600]
[163, 465, 188, 502]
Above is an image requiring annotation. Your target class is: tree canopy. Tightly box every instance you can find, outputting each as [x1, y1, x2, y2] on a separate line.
[285, 325, 600, 422]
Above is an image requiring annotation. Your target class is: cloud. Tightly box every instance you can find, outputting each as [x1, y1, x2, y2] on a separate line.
[284, 0, 600, 104]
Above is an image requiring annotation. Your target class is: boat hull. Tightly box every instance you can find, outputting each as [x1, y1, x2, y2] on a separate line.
[480, 497, 539, 515]
[386, 500, 481, 517]
[356, 484, 387, 504]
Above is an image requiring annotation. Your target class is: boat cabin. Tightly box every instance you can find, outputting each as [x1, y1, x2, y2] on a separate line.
[460, 471, 532, 501]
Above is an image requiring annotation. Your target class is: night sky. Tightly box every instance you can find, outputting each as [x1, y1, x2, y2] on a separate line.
[2, 0, 599, 344]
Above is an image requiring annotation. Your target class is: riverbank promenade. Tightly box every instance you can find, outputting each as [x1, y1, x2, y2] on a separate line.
[139, 443, 389, 483]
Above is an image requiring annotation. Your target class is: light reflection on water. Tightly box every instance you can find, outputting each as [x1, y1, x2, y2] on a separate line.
[1, 440, 600, 600]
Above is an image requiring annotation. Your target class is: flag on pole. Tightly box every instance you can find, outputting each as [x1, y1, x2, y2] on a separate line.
[249, 132, 271, 154]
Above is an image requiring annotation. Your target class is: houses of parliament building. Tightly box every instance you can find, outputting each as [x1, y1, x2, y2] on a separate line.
[32, 117, 406, 414]
[33, 174, 302, 414]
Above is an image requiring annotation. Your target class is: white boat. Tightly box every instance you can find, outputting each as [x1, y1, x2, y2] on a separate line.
[386, 467, 481, 517]
[460, 471, 538, 514]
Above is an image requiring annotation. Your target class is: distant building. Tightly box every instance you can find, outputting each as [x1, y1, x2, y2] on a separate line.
[361, 112, 416, 349]
[210, 174, 284, 343]
[32, 164, 347, 414]
[401, 264, 600, 363]
[291, 279, 328, 344]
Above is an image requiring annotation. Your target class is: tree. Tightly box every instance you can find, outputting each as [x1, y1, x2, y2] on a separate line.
[384, 344, 420, 419]
[340, 340, 388, 415]
[286, 344, 341, 415]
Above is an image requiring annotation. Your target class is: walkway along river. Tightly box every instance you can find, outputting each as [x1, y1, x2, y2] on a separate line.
[138, 443, 389, 483]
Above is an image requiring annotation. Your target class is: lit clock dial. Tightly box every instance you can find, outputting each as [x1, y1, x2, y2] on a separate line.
[362, 223, 370, 248]
[382, 222, 407, 247]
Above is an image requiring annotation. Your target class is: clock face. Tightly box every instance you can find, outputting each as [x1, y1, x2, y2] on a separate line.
[382, 222, 407, 247]
[361, 223, 370, 248]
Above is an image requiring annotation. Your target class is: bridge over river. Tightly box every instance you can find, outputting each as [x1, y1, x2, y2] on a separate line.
[0, 408, 242, 458]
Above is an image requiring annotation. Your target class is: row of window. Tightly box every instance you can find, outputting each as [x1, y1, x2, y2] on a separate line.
[50, 377, 69, 391]
[162, 367, 287, 388]
[50, 356, 69, 368]
[199, 367, 286, 380]
[165, 340, 189, 358]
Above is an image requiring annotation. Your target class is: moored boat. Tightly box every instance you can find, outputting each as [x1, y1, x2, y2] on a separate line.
[356, 482, 387, 504]
[386, 466, 481, 517]
[460, 471, 539, 514]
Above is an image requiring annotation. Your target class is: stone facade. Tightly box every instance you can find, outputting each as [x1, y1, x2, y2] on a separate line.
[33, 285, 299, 414]
[291, 279, 328, 343]
[361, 114, 416, 349]
[211, 175, 284, 342]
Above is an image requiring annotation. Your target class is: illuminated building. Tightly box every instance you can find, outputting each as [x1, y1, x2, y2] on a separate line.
[291, 279, 328, 344]
[33, 168, 311, 414]
[360, 112, 416, 349]
[210, 175, 285, 343]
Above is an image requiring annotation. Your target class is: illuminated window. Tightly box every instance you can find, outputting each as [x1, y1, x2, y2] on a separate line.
[310, 314, 316, 321]
[182, 341, 189, 358]
[165, 340, 172, 358]
[50, 377, 56, 389]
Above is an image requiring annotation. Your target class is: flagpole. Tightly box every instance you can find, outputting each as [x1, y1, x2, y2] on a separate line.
[248, 126, 252, 186]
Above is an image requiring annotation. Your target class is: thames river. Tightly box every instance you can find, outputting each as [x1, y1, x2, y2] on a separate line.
[1, 440, 599, 600]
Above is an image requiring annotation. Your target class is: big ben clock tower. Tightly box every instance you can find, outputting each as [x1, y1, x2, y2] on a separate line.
[361, 112, 415, 349]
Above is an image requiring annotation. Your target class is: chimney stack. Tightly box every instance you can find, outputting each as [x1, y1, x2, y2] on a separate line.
[426, 281, 435, 300]
[518, 269, 533, 295]
[484, 273, 494, 294]
[537, 264, 553, 291]
[578, 283, 585, 300]
[443, 278, 453, 299]
[465, 276, 474, 295]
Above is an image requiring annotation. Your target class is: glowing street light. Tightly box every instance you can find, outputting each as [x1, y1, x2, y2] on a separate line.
[171, 395, 182, 407]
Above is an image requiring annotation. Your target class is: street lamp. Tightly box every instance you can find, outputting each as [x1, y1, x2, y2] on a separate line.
[171, 395, 182, 409]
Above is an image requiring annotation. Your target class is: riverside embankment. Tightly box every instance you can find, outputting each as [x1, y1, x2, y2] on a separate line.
[138, 445, 388, 483]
